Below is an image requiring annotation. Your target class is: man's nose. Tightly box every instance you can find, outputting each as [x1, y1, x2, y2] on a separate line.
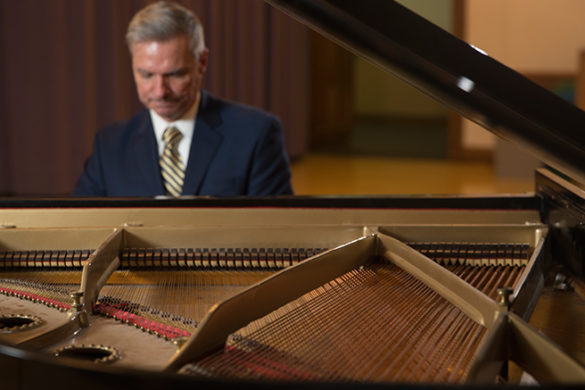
[152, 76, 170, 97]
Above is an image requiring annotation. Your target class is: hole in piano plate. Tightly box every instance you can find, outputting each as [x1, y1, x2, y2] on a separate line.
[54, 344, 119, 364]
[0, 314, 42, 332]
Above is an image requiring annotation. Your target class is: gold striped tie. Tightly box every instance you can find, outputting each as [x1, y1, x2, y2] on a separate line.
[160, 127, 185, 197]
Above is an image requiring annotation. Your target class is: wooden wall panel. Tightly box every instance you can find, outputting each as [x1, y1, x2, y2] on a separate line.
[577, 51, 585, 110]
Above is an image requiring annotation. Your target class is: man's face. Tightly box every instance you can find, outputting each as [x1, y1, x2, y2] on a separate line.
[131, 35, 207, 121]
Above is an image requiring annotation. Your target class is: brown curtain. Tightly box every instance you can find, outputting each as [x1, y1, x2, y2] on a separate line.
[0, 0, 309, 196]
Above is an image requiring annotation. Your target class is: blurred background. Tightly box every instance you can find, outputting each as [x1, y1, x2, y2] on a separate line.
[1, 0, 585, 197]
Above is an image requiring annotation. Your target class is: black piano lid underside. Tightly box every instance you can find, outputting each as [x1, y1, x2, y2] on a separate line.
[266, 0, 585, 185]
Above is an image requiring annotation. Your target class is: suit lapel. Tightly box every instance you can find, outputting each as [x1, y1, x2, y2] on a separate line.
[132, 112, 165, 195]
[182, 91, 223, 195]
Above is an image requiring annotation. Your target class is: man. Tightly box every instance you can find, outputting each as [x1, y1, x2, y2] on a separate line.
[73, 1, 293, 197]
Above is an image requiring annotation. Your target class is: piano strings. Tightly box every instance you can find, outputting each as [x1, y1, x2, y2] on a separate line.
[0, 250, 90, 311]
[0, 242, 529, 382]
[181, 243, 529, 383]
[95, 247, 323, 336]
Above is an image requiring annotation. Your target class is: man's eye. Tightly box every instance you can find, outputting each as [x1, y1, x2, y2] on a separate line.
[167, 70, 188, 78]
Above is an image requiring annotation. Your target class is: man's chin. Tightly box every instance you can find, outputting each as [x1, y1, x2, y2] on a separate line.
[149, 104, 182, 121]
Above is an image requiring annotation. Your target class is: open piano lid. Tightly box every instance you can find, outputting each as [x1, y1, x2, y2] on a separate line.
[267, 0, 585, 185]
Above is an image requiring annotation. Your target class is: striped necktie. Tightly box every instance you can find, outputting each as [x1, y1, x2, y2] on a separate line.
[160, 127, 185, 197]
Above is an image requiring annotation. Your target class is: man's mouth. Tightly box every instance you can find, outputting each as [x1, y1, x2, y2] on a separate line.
[150, 100, 179, 108]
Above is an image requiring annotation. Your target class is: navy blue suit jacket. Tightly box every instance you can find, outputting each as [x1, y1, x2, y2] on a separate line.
[72, 91, 293, 197]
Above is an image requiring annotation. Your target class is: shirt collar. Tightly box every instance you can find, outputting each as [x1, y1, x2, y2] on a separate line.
[150, 93, 200, 146]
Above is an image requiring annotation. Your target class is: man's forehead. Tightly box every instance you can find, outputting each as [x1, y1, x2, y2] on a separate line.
[131, 41, 198, 65]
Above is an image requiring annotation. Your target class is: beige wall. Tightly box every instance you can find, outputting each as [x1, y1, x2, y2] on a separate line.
[354, 0, 454, 118]
[354, 61, 448, 118]
[463, 0, 585, 150]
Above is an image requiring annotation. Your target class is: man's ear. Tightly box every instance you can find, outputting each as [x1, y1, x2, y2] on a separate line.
[198, 48, 209, 74]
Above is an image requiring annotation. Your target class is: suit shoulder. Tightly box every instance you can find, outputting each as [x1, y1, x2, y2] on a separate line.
[96, 110, 151, 141]
[206, 94, 279, 123]
[204, 96, 281, 142]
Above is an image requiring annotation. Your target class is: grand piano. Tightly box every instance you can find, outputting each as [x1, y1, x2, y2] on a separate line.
[2, 0, 585, 388]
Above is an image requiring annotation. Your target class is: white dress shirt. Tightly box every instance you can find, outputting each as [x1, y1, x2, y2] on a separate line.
[149, 99, 199, 168]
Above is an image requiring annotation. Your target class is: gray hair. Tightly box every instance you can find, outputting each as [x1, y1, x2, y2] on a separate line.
[126, 1, 205, 58]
